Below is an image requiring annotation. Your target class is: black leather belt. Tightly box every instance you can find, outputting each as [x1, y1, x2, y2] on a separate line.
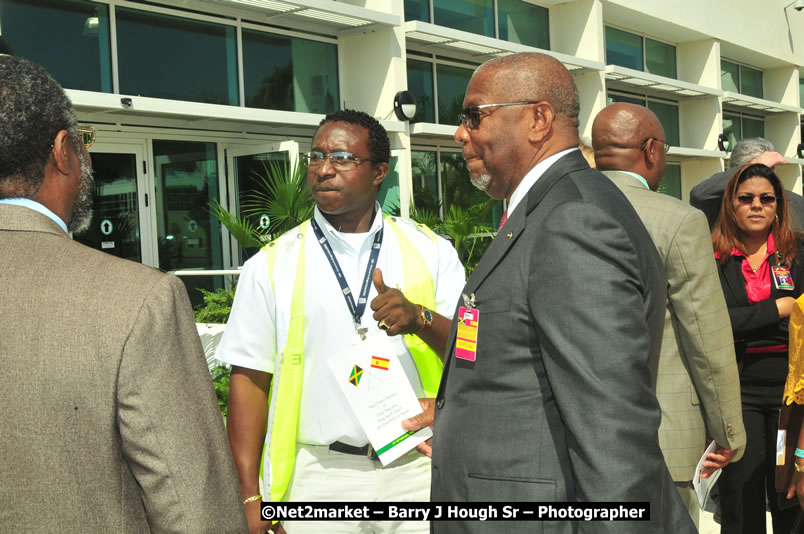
[329, 441, 379, 461]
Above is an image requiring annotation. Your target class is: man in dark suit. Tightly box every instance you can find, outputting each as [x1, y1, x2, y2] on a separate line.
[428, 52, 694, 533]
[690, 137, 804, 231]
[0, 56, 247, 532]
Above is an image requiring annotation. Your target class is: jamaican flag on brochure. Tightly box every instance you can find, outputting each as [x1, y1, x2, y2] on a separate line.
[348, 365, 363, 387]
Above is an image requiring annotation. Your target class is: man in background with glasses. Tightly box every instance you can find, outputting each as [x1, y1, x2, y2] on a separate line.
[418, 52, 694, 533]
[593, 102, 746, 526]
[218, 109, 464, 534]
[0, 56, 248, 532]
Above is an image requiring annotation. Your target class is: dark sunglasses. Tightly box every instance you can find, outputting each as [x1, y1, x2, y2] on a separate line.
[458, 101, 541, 129]
[736, 193, 776, 205]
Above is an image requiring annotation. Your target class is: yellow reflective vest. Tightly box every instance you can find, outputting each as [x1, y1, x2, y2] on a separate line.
[261, 215, 443, 503]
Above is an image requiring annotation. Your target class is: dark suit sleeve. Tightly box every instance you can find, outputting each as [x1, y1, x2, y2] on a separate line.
[690, 171, 730, 230]
[530, 202, 674, 532]
[718, 262, 781, 334]
[116, 275, 248, 533]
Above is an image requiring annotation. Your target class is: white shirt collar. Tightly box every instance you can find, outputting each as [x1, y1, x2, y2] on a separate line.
[312, 201, 384, 247]
[0, 198, 69, 234]
[506, 147, 579, 217]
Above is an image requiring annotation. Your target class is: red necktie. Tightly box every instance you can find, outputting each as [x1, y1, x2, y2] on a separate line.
[498, 210, 508, 232]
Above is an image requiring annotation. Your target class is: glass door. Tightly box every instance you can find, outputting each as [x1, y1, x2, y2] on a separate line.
[225, 141, 300, 265]
[74, 143, 152, 265]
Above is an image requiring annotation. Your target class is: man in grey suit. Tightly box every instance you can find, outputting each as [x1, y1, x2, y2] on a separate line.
[689, 137, 804, 231]
[0, 56, 248, 532]
[592, 102, 746, 526]
[428, 53, 694, 533]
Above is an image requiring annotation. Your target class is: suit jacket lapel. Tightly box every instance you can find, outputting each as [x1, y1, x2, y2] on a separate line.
[721, 256, 748, 306]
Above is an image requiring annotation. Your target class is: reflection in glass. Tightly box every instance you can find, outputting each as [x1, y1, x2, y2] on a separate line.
[407, 60, 436, 124]
[412, 151, 440, 216]
[740, 66, 763, 99]
[497, 0, 549, 49]
[723, 114, 741, 150]
[433, 0, 493, 37]
[1, 0, 112, 92]
[405, 0, 430, 22]
[606, 27, 643, 71]
[441, 152, 499, 227]
[243, 30, 338, 113]
[645, 38, 676, 79]
[117, 8, 238, 105]
[648, 100, 680, 146]
[657, 164, 681, 199]
[437, 64, 473, 126]
[378, 157, 401, 216]
[74, 153, 141, 262]
[153, 141, 224, 306]
[721, 60, 740, 93]
[743, 117, 764, 139]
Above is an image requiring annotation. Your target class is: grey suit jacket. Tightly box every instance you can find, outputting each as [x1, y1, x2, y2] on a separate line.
[0, 205, 248, 533]
[431, 152, 695, 534]
[604, 171, 746, 481]
[690, 168, 804, 232]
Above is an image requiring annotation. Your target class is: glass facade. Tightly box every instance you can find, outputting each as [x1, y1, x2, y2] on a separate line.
[645, 38, 676, 78]
[405, 0, 430, 22]
[1, 0, 112, 92]
[407, 59, 436, 124]
[497, 0, 549, 49]
[436, 64, 473, 126]
[117, 8, 238, 105]
[723, 113, 764, 148]
[608, 93, 680, 147]
[433, 0, 494, 37]
[722, 60, 763, 98]
[657, 164, 681, 199]
[605, 27, 643, 72]
[153, 141, 224, 302]
[242, 30, 338, 113]
[412, 151, 440, 215]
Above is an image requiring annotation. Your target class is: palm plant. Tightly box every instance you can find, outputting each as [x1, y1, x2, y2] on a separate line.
[211, 158, 313, 260]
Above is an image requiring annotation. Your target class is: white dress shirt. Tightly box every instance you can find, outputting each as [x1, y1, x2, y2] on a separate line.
[217, 204, 465, 447]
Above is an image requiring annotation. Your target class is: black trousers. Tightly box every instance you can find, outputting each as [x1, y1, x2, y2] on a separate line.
[719, 381, 799, 534]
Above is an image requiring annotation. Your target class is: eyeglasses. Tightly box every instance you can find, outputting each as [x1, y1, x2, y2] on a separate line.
[78, 126, 95, 148]
[639, 137, 670, 154]
[736, 193, 776, 205]
[458, 101, 541, 129]
[302, 151, 376, 170]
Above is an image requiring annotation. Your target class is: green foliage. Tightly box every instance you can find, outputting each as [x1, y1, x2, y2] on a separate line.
[210, 365, 231, 419]
[210, 158, 313, 259]
[194, 288, 235, 324]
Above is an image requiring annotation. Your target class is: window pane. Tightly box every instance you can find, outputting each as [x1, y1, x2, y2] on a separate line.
[497, 0, 549, 49]
[0, 0, 112, 92]
[608, 93, 645, 106]
[433, 0, 494, 37]
[405, 0, 430, 22]
[723, 114, 741, 149]
[243, 30, 338, 113]
[657, 164, 681, 199]
[412, 151, 440, 215]
[605, 27, 643, 71]
[645, 38, 676, 79]
[648, 101, 680, 146]
[378, 156, 401, 216]
[436, 64, 473, 126]
[743, 117, 764, 139]
[721, 60, 739, 93]
[407, 59, 436, 124]
[153, 140, 224, 306]
[117, 8, 238, 105]
[441, 152, 498, 228]
[800, 79, 804, 108]
[740, 66, 763, 99]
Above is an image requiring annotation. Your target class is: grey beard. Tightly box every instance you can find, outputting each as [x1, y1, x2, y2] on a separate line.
[68, 149, 94, 234]
[470, 172, 491, 192]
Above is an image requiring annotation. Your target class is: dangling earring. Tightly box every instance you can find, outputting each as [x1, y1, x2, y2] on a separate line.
[776, 214, 779, 224]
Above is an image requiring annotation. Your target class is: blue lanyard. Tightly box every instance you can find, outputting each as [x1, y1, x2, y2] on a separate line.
[310, 217, 383, 340]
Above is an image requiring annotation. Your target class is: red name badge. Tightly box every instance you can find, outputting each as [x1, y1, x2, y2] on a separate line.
[455, 306, 479, 361]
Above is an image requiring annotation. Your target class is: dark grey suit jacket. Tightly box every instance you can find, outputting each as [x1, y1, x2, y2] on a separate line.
[0, 205, 248, 533]
[690, 169, 804, 232]
[431, 151, 695, 533]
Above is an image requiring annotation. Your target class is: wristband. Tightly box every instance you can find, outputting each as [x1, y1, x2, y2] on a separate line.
[796, 448, 804, 459]
[243, 494, 262, 504]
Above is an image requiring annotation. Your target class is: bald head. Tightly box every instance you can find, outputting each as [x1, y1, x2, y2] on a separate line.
[475, 53, 581, 131]
[592, 103, 667, 190]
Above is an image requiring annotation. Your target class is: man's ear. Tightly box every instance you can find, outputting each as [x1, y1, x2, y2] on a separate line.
[644, 138, 659, 168]
[372, 161, 389, 188]
[527, 102, 555, 144]
[51, 129, 76, 176]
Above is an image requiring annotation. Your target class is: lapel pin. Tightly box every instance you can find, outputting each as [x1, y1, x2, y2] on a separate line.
[507, 232, 513, 239]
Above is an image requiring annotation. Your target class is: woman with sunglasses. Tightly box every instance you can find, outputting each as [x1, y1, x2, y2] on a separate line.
[712, 163, 803, 533]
